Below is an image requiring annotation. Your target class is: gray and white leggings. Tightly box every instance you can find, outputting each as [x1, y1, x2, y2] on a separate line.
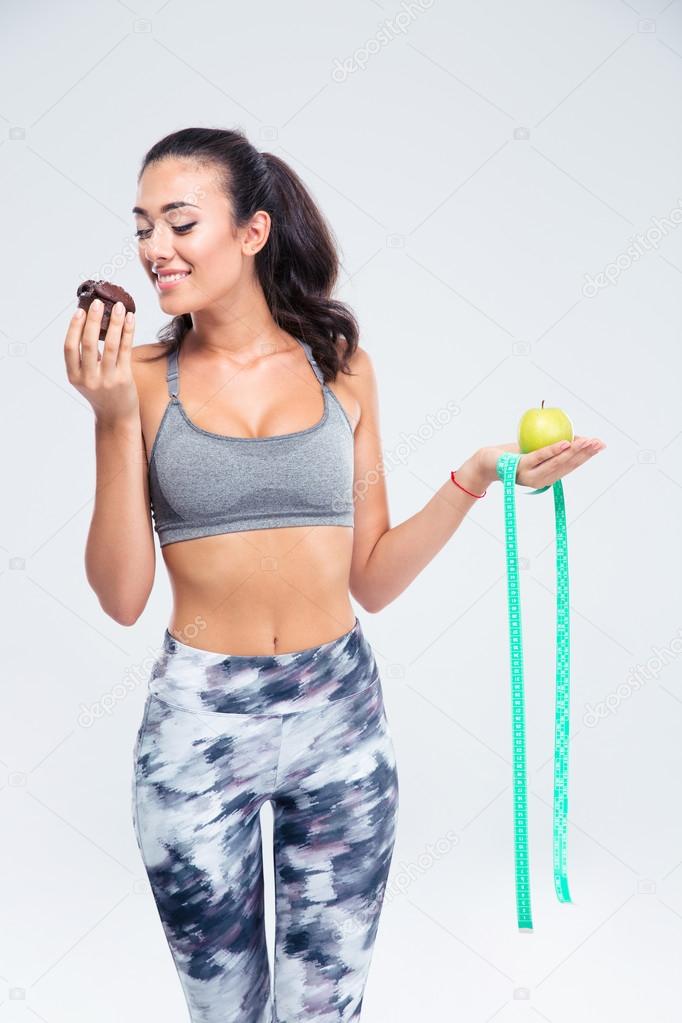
[131, 615, 399, 1022]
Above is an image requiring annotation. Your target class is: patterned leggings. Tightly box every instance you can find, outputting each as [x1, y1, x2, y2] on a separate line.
[131, 616, 399, 1022]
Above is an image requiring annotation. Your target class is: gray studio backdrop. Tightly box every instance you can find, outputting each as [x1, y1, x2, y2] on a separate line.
[2, 0, 682, 1020]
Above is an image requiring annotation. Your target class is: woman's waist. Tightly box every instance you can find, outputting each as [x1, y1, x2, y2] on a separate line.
[147, 613, 379, 715]
[168, 593, 357, 656]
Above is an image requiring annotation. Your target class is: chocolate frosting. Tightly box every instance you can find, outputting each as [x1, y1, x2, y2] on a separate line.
[76, 279, 136, 340]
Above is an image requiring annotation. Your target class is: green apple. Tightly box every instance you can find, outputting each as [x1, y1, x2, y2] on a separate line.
[518, 401, 574, 453]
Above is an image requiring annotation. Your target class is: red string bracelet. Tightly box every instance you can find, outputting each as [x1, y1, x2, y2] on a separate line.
[451, 469, 487, 499]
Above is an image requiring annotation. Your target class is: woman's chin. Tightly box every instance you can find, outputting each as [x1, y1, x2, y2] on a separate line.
[158, 291, 186, 307]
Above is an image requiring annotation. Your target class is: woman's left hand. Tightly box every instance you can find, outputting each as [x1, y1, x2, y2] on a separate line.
[478, 436, 607, 490]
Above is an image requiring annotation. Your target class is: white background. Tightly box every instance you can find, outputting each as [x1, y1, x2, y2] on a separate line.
[1, 0, 681, 1020]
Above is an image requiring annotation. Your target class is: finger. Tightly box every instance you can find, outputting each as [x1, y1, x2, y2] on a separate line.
[544, 440, 605, 483]
[100, 301, 127, 371]
[566, 445, 598, 471]
[116, 309, 136, 370]
[64, 307, 86, 378]
[571, 437, 603, 456]
[81, 299, 105, 371]
[529, 438, 574, 466]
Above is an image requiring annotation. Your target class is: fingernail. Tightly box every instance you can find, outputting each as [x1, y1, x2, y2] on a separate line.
[560, 441, 571, 450]
[92, 298, 102, 310]
[113, 301, 124, 315]
[74, 307, 85, 319]
[125, 311, 134, 325]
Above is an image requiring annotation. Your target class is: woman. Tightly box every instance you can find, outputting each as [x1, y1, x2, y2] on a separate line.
[64, 128, 604, 1022]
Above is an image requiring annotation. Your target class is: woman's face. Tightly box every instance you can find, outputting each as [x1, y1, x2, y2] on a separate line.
[133, 158, 262, 314]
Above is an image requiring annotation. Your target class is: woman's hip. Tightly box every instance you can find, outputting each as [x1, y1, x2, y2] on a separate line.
[130, 613, 398, 845]
[144, 614, 382, 716]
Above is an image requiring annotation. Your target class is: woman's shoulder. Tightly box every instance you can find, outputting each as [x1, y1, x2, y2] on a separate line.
[130, 341, 172, 403]
[131, 340, 172, 381]
[333, 335, 371, 368]
[336, 339, 379, 426]
[132, 339, 172, 366]
[334, 337, 374, 385]
[328, 338, 372, 430]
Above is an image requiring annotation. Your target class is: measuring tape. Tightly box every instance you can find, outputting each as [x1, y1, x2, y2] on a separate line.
[496, 452, 573, 930]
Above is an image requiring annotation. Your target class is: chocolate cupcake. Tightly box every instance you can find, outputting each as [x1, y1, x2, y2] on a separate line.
[76, 280, 136, 340]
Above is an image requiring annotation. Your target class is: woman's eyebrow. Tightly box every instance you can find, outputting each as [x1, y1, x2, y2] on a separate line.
[132, 201, 200, 215]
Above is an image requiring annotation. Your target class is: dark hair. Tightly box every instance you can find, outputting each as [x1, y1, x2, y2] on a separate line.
[137, 127, 359, 382]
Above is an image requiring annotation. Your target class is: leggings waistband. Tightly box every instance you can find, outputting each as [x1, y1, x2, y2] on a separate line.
[147, 615, 379, 715]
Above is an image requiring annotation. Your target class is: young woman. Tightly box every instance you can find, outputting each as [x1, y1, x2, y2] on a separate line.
[64, 128, 604, 1022]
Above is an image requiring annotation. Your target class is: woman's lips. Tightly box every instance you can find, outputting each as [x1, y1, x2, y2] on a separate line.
[156, 271, 191, 292]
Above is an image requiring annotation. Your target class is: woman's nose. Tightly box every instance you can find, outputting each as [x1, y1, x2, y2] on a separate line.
[141, 225, 175, 263]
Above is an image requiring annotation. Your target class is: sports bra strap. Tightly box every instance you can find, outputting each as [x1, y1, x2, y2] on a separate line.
[167, 347, 179, 397]
[297, 338, 324, 386]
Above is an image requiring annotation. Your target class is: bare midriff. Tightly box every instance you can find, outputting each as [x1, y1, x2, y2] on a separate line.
[162, 525, 356, 655]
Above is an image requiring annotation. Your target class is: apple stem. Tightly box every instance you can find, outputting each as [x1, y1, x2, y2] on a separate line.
[541, 399, 545, 409]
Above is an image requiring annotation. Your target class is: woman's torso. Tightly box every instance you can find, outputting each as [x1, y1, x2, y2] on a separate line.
[133, 332, 361, 655]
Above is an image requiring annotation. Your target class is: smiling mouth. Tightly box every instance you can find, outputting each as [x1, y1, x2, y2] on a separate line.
[156, 271, 191, 289]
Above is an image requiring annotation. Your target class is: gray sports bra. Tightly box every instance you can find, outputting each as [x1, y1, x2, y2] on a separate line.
[147, 338, 355, 546]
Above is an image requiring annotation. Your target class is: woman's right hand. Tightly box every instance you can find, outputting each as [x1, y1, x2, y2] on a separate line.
[64, 298, 139, 426]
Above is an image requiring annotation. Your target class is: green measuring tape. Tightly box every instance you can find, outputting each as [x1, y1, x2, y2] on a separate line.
[496, 452, 573, 930]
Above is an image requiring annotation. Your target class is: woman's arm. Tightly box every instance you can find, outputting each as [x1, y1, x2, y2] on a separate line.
[85, 412, 155, 625]
[65, 301, 156, 625]
[347, 347, 604, 614]
[352, 455, 491, 614]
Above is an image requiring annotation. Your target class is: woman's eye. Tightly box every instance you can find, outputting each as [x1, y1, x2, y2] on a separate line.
[135, 222, 197, 239]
